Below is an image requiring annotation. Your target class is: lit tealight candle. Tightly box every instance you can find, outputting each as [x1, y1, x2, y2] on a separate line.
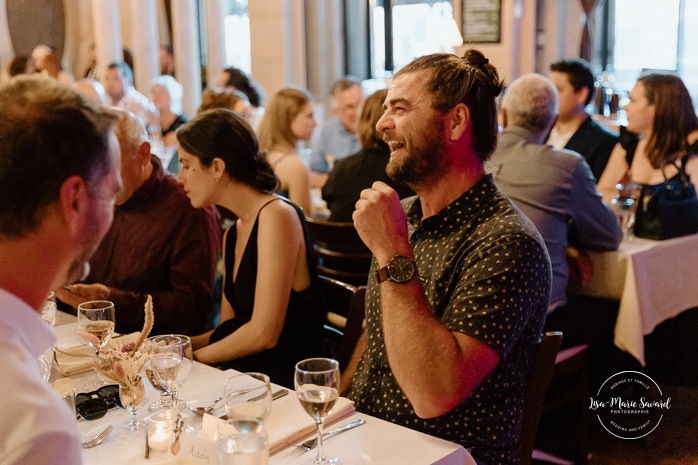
[148, 429, 174, 452]
[148, 411, 176, 452]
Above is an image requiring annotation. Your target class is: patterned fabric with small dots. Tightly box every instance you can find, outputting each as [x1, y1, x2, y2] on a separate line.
[349, 175, 551, 465]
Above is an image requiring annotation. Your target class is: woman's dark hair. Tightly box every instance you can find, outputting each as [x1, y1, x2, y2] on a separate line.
[637, 72, 698, 168]
[221, 67, 264, 108]
[358, 88, 388, 150]
[176, 109, 277, 192]
[395, 50, 503, 161]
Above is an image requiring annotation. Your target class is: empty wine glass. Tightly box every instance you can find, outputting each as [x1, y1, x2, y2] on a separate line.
[76, 300, 115, 390]
[143, 338, 176, 412]
[149, 335, 192, 412]
[611, 182, 641, 239]
[119, 379, 146, 430]
[223, 373, 272, 422]
[295, 358, 342, 465]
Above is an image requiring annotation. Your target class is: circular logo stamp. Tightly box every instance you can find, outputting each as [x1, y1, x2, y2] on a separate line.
[588, 371, 671, 439]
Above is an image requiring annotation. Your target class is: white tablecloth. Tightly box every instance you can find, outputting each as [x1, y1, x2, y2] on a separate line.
[53, 315, 472, 465]
[574, 233, 698, 365]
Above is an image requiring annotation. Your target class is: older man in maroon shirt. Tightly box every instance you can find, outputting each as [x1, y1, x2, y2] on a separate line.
[56, 110, 221, 335]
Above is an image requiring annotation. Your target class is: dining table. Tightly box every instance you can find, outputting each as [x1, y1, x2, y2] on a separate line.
[51, 311, 474, 465]
[569, 232, 698, 366]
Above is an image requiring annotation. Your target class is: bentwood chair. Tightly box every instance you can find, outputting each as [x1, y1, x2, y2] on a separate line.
[318, 276, 367, 370]
[521, 331, 563, 465]
[305, 216, 372, 287]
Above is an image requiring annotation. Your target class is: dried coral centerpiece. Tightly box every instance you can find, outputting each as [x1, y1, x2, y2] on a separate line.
[93, 295, 154, 390]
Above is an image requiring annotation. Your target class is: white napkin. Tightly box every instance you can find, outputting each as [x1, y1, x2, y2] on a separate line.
[55, 332, 141, 377]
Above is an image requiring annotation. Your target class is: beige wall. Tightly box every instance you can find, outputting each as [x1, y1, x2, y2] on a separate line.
[2, 1, 588, 95]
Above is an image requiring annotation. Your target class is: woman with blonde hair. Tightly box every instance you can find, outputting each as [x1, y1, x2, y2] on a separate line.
[256, 87, 316, 213]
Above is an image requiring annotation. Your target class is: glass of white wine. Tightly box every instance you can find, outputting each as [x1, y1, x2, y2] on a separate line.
[295, 358, 341, 465]
[76, 300, 115, 390]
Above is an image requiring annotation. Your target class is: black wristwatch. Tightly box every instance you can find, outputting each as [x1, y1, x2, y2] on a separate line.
[376, 255, 418, 284]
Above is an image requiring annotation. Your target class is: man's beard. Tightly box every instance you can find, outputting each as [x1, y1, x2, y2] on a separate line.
[386, 117, 447, 187]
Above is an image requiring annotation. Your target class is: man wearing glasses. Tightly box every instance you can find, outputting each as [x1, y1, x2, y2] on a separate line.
[0, 76, 122, 464]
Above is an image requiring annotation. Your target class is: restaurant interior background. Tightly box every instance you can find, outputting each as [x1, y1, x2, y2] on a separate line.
[0, 0, 696, 119]
[1, 1, 698, 464]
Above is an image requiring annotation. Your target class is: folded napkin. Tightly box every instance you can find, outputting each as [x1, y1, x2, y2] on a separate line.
[202, 393, 355, 455]
[55, 332, 141, 377]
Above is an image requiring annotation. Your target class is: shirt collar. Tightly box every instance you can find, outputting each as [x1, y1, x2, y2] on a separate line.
[406, 174, 498, 231]
[0, 288, 56, 357]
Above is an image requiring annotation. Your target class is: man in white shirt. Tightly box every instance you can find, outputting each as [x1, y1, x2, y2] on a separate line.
[545, 58, 618, 180]
[0, 75, 122, 464]
[104, 61, 159, 133]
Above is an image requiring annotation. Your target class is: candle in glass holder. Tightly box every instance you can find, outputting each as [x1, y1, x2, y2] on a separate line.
[148, 410, 176, 452]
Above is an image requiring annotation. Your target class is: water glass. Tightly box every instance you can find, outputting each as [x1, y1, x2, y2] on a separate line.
[41, 291, 57, 326]
[224, 373, 272, 422]
[611, 182, 641, 238]
[215, 418, 269, 465]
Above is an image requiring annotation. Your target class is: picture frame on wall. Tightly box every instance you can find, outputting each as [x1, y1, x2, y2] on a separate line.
[461, 0, 502, 44]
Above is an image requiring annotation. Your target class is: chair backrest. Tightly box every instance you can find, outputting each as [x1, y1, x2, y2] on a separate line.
[520, 331, 563, 465]
[305, 216, 372, 286]
[318, 275, 367, 370]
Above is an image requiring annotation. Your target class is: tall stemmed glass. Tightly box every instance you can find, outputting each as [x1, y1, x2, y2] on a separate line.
[76, 300, 116, 390]
[223, 373, 272, 422]
[611, 182, 641, 239]
[149, 335, 193, 411]
[295, 358, 342, 465]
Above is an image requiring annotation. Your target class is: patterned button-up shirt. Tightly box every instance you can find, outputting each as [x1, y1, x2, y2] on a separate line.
[349, 175, 551, 465]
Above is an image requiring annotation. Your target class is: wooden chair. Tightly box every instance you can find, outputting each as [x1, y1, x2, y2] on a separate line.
[305, 216, 372, 287]
[532, 345, 590, 465]
[521, 331, 563, 465]
[318, 276, 367, 370]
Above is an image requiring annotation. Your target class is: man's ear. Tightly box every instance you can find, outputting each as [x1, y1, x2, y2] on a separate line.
[138, 141, 151, 166]
[58, 175, 89, 233]
[449, 103, 470, 140]
[576, 87, 590, 106]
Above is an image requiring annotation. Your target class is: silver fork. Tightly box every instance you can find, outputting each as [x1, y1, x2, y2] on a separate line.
[292, 419, 366, 453]
[81, 425, 114, 449]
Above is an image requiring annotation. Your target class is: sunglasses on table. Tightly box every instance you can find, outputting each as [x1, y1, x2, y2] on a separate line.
[75, 384, 123, 421]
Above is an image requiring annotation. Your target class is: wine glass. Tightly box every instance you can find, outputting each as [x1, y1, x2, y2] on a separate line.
[143, 338, 176, 412]
[611, 182, 641, 239]
[149, 335, 193, 412]
[223, 373, 272, 422]
[119, 379, 146, 430]
[41, 291, 57, 326]
[295, 358, 342, 465]
[76, 300, 115, 390]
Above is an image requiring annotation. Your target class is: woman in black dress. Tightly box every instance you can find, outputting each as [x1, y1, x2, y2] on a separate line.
[176, 109, 325, 388]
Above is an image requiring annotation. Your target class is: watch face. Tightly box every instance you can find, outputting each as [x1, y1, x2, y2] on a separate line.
[387, 256, 416, 283]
